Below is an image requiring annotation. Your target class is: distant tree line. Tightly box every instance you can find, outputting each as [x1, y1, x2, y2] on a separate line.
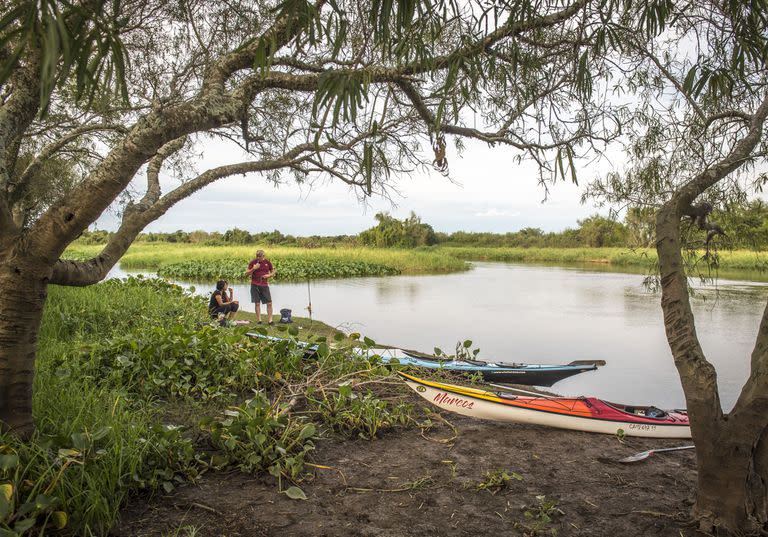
[78, 202, 768, 250]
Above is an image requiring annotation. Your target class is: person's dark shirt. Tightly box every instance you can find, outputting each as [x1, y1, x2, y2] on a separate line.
[209, 290, 223, 312]
[248, 259, 273, 286]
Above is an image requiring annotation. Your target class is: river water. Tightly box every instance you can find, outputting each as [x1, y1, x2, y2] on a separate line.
[108, 262, 767, 411]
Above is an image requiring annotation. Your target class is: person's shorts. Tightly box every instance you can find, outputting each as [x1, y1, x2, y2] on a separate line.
[210, 302, 239, 317]
[250, 284, 272, 304]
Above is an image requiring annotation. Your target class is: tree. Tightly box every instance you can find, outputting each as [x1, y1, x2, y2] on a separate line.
[8, 1, 767, 532]
[714, 201, 768, 250]
[1, 1, 617, 437]
[359, 211, 436, 247]
[576, 214, 627, 247]
[222, 228, 253, 244]
[586, 1, 768, 533]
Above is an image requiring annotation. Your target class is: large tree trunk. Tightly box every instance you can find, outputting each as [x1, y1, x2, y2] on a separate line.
[0, 244, 50, 439]
[691, 419, 768, 533]
[657, 204, 768, 535]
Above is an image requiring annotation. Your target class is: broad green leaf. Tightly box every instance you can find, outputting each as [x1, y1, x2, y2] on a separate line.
[13, 517, 36, 534]
[0, 455, 18, 471]
[298, 423, 316, 440]
[0, 483, 12, 521]
[52, 511, 68, 529]
[34, 494, 58, 510]
[282, 486, 307, 500]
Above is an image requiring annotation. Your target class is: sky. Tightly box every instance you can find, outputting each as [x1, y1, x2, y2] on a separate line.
[94, 136, 616, 236]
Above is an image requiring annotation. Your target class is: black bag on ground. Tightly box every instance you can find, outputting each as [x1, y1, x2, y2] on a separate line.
[280, 308, 292, 323]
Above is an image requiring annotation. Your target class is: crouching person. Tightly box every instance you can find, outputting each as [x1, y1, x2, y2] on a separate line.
[209, 280, 239, 322]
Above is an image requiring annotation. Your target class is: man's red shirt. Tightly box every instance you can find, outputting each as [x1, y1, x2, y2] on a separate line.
[248, 259, 273, 286]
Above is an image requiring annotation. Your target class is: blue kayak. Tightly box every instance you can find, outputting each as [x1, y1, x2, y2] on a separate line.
[362, 348, 603, 387]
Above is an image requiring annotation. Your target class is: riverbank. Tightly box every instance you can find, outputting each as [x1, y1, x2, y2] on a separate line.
[64, 242, 768, 282]
[3, 277, 701, 536]
[114, 415, 697, 537]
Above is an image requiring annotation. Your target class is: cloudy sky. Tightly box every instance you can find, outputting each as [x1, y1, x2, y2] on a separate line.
[95, 136, 616, 236]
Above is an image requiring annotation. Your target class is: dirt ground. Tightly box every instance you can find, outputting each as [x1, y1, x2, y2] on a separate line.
[113, 408, 698, 537]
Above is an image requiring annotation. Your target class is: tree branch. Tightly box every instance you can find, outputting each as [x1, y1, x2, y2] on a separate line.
[11, 122, 129, 202]
[702, 110, 752, 131]
[49, 133, 374, 286]
[395, 80, 588, 151]
[137, 136, 188, 209]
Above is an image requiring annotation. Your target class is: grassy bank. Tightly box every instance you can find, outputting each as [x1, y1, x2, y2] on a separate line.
[65, 243, 468, 281]
[2, 278, 413, 536]
[436, 246, 768, 272]
[64, 242, 768, 282]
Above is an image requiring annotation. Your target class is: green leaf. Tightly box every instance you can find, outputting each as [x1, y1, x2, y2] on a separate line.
[34, 494, 58, 511]
[682, 66, 697, 94]
[298, 423, 316, 440]
[363, 336, 376, 347]
[13, 518, 36, 534]
[52, 511, 68, 530]
[0, 483, 12, 522]
[71, 432, 90, 451]
[282, 486, 307, 500]
[0, 455, 19, 471]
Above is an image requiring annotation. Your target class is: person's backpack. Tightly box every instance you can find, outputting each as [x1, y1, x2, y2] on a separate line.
[280, 308, 292, 323]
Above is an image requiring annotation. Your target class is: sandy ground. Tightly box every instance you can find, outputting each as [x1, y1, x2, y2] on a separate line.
[113, 408, 697, 537]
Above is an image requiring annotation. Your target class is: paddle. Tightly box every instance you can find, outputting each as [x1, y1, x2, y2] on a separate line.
[619, 445, 695, 463]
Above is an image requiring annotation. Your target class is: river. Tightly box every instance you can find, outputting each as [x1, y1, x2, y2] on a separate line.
[108, 261, 767, 411]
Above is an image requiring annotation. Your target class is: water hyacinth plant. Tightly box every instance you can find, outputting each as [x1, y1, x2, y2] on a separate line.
[16, 277, 416, 535]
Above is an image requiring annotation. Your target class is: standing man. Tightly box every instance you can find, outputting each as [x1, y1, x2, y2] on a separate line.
[245, 249, 274, 325]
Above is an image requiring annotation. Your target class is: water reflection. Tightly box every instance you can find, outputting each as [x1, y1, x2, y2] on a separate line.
[106, 261, 767, 411]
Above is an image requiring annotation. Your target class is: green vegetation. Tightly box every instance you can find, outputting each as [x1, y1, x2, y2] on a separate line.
[359, 212, 437, 247]
[69, 208, 768, 283]
[1, 278, 415, 535]
[78, 203, 768, 251]
[159, 258, 399, 282]
[475, 469, 523, 495]
[65, 241, 768, 283]
[516, 495, 564, 537]
[64, 243, 468, 281]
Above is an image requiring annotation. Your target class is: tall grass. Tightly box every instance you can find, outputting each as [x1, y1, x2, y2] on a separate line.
[436, 246, 768, 275]
[436, 246, 655, 265]
[64, 243, 467, 277]
[0, 279, 204, 535]
[66, 242, 768, 279]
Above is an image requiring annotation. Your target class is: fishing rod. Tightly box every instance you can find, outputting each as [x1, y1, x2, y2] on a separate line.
[306, 278, 313, 322]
